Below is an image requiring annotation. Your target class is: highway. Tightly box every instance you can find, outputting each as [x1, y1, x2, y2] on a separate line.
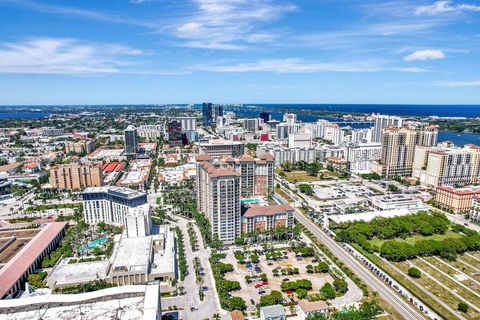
[295, 211, 426, 320]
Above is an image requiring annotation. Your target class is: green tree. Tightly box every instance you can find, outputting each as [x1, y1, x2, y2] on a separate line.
[407, 267, 421, 278]
[320, 283, 336, 300]
[458, 302, 469, 313]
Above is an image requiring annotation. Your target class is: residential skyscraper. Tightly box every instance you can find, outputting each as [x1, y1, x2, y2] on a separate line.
[195, 155, 241, 244]
[124, 125, 138, 159]
[167, 119, 184, 147]
[371, 114, 403, 143]
[372, 127, 418, 177]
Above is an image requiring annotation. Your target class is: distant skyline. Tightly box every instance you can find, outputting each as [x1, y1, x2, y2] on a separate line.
[0, 0, 479, 105]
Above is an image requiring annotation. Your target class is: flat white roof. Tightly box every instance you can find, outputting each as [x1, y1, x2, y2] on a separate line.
[329, 208, 412, 223]
[47, 260, 109, 286]
[111, 236, 152, 273]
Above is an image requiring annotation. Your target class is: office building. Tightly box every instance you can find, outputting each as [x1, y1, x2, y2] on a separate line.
[259, 112, 270, 123]
[198, 139, 245, 157]
[124, 125, 138, 159]
[223, 154, 275, 197]
[196, 155, 241, 244]
[214, 104, 224, 118]
[169, 117, 196, 131]
[82, 186, 151, 237]
[167, 119, 184, 147]
[242, 204, 295, 233]
[371, 114, 403, 143]
[49, 163, 103, 190]
[202, 102, 213, 126]
[64, 139, 96, 155]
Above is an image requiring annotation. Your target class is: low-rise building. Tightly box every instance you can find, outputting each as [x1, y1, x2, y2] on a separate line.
[242, 204, 295, 233]
[65, 139, 96, 155]
[368, 194, 427, 212]
[198, 139, 245, 158]
[435, 185, 480, 214]
[296, 299, 328, 320]
[260, 305, 286, 320]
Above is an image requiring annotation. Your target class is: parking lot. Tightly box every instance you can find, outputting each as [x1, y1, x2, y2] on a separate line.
[222, 246, 333, 312]
[314, 184, 377, 201]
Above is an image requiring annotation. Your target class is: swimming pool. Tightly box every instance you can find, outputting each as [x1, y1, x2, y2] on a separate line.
[79, 237, 108, 252]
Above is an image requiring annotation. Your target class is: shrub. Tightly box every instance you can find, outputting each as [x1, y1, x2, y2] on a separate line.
[407, 267, 421, 278]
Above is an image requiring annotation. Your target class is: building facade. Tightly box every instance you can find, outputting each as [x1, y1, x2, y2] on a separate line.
[82, 186, 151, 237]
[124, 125, 138, 158]
[196, 155, 241, 244]
[371, 114, 403, 143]
[435, 186, 480, 214]
[64, 139, 96, 155]
[49, 163, 103, 190]
[242, 204, 295, 233]
[198, 140, 245, 158]
[224, 154, 275, 197]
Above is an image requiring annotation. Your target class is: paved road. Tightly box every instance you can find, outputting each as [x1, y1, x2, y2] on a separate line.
[295, 211, 426, 320]
[162, 216, 226, 320]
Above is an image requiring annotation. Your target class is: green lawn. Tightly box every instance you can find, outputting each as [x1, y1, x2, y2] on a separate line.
[275, 188, 294, 203]
[368, 231, 464, 247]
[276, 170, 320, 183]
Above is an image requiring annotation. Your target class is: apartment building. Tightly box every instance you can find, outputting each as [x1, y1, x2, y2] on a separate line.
[82, 186, 151, 237]
[196, 155, 241, 244]
[435, 185, 480, 214]
[169, 117, 196, 131]
[345, 142, 382, 174]
[371, 114, 403, 143]
[137, 125, 163, 140]
[256, 144, 317, 166]
[223, 154, 275, 197]
[413, 145, 479, 187]
[288, 134, 312, 148]
[372, 126, 434, 178]
[242, 204, 295, 233]
[49, 163, 103, 190]
[64, 139, 96, 155]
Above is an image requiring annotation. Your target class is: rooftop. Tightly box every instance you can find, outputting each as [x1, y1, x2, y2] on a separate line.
[110, 236, 152, 274]
[83, 186, 146, 200]
[244, 204, 294, 218]
[297, 299, 328, 312]
[0, 222, 68, 298]
[260, 304, 285, 317]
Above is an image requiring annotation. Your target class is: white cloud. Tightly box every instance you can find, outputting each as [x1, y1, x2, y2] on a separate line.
[190, 58, 427, 73]
[173, 0, 295, 49]
[0, 38, 147, 74]
[415, 1, 480, 15]
[404, 49, 445, 61]
[435, 80, 480, 87]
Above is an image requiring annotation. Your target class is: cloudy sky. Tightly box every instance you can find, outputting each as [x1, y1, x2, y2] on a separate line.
[0, 0, 479, 104]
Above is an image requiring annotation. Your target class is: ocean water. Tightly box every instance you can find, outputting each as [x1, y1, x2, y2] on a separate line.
[0, 112, 50, 119]
[243, 104, 480, 118]
[230, 104, 480, 146]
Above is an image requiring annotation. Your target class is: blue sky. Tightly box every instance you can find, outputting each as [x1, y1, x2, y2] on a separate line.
[0, 0, 479, 105]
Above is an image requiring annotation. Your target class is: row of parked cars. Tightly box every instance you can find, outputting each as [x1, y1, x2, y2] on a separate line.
[342, 243, 437, 320]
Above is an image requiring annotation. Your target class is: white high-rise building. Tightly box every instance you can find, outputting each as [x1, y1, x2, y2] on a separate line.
[276, 123, 300, 140]
[288, 133, 312, 148]
[283, 113, 297, 124]
[82, 186, 151, 238]
[371, 114, 403, 143]
[137, 125, 163, 140]
[346, 143, 382, 174]
[170, 117, 197, 131]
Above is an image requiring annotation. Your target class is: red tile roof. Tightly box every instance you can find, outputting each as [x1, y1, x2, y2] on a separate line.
[0, 222, 67, 298]
[244, 204, 294, 218]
